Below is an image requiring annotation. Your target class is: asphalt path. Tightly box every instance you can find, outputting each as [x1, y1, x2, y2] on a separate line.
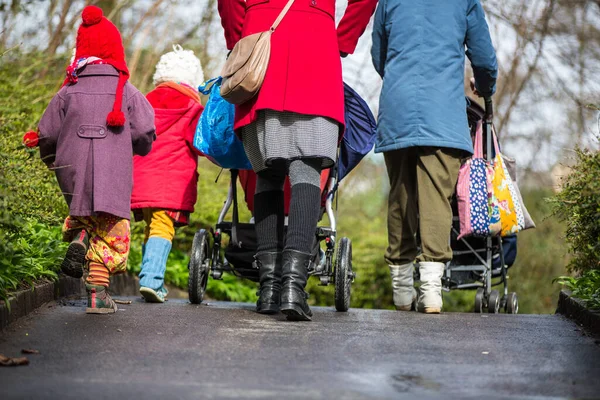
[1, 298, 599, 400]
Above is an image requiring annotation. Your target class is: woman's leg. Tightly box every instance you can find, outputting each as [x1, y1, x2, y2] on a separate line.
[280, 158, 323, 321]
[254, 168, 285, 314]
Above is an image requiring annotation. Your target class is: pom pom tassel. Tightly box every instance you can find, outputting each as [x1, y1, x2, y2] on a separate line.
[22, 130, 40, 148]
[107, 111, 125, 127]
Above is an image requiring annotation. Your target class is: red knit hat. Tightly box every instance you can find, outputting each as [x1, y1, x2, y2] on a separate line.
[65, 6, 129, 127]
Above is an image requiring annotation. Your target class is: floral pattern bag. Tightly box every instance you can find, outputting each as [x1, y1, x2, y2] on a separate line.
[456, 122, 495, 239]
[489, 131, 525, 236]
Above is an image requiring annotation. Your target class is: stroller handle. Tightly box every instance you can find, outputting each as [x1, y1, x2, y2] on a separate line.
[484, 97, 493, 122]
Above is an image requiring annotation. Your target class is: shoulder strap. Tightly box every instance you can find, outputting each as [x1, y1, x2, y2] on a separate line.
[271, 0, 296, 31]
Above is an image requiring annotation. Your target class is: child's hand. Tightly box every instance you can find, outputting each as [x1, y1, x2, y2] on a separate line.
[470, 78, 481, 97]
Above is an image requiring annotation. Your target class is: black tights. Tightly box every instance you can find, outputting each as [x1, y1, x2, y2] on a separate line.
[254, 159, 322, 254]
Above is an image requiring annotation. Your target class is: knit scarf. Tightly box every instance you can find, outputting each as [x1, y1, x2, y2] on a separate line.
[65, 57, 105, 85]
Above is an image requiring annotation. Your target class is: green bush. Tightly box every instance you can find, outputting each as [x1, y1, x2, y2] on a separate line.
[0, 50, 70, 301]
[551, 146, 600, 309]
[555, 270, 600, 310]
[0, 219, 67, 303]
[552, 148, 600, 273]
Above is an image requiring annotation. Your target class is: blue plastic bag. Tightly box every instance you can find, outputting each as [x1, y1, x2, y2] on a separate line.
[193, 77, 252, 170]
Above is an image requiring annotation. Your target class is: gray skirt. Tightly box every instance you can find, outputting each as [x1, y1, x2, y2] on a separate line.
[241, 110, 339, 173]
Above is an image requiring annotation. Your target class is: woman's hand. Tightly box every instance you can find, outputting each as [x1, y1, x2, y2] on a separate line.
[470, 77, 481, 97]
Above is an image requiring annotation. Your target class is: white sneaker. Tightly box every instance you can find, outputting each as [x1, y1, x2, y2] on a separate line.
[389, 263, 416, 311]
[417, 262, 445, 314]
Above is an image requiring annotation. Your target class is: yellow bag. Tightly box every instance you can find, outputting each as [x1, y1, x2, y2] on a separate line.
[489, 131, 525, 236]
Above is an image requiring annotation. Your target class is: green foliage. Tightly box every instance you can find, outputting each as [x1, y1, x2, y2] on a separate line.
[555, 270, 600, 310]
[0, 50, 70, 303]
[0, 50, 69, 226]
[0, 219, 67, 303]
[552, 148, 600, 273]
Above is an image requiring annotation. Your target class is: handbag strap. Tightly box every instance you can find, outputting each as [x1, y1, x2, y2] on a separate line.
[473, 120, 483, 159]
[271, 0, 296, 31]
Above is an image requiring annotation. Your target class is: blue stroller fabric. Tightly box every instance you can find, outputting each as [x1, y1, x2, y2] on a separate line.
[193, 77, 252, 170]
[338, 82, 377, 181]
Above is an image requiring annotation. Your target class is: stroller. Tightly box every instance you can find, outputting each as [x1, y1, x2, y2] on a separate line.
[187, 83, 377, 311]
[441, 97, 520, 314]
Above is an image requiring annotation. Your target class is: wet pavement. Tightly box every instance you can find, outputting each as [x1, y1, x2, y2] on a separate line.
[0, 298, 599, 399]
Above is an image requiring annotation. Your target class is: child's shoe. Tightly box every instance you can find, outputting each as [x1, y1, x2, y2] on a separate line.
[61, 229, 89, 278]
[139, 286, 168, 303]
[86, 284, 118, 314]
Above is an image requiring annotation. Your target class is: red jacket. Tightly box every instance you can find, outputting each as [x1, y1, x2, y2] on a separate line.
[218, 0, 377, 132]
[131, 84, 204, 212]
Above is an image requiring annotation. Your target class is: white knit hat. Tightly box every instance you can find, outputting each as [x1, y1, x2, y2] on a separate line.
[153, 44, 204, 88]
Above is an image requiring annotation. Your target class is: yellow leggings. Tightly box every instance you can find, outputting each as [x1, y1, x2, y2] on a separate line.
[142, 209, 175, 243]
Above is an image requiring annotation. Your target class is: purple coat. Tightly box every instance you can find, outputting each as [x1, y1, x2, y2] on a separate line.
[38, 64, 156, 220]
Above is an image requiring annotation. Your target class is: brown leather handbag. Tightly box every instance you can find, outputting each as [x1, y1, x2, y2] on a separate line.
[220, 0, 295, 105]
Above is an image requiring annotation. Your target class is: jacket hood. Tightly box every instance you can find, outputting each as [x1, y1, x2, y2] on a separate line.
[147, 86, 202, 135]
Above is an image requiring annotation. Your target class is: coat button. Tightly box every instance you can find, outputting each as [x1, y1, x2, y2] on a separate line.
[99, 129, 105, 135]
[311, 0, 316, 5]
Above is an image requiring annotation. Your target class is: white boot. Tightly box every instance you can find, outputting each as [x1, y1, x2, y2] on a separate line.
[389, 263, 416, 311]
[417, 262, 445, 314]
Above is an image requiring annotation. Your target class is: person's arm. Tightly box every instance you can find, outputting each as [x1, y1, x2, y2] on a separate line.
[218, 0, 247, 50]
[128, 91, 156, 156]
[337, 0, 379, 56]
[465, 0, 498, 97]
[371, 0, 387, 78]
[37, 92, 65, 166]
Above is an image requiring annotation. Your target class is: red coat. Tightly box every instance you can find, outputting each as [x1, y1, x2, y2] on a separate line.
[218, 0, 377, 131]
[131, 84, 204, 212]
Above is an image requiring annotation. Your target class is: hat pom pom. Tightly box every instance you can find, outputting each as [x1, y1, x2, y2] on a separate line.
[22, 130, 39, 148]
[82, 6, 103, 26]
[107, 111, 125, 127]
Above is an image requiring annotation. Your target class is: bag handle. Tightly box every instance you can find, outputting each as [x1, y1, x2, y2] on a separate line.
[271, 0, 296, 32]
[198, 77, 221, 95]
[473, 120, 483, 159]
[491, 126, 501, 157]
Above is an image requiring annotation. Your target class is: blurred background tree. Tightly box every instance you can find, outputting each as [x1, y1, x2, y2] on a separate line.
[1, 0, 598, 312]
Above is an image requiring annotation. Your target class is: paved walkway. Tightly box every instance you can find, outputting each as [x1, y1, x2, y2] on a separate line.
[1, 298, 599, 399]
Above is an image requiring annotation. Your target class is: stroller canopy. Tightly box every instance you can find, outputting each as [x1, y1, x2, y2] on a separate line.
[338, 82, 377, 182]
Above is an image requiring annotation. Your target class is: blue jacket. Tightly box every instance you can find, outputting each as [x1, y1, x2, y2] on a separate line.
[371, 0, 497, 154]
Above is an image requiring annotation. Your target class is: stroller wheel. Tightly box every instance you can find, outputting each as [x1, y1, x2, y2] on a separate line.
[506, 292, 519, 314]
[474, 288, 484, 313]
[488, 290, 500, 314]
[334, 237, 352, 312]
[188, 229, 210, 305]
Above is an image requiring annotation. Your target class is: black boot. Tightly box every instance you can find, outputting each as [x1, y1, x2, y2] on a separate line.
[280, 250, 313, 321]
[255, 252, 282, 314]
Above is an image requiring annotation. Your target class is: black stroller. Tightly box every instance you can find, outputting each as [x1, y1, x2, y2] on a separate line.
[187, 83, 377, 312]
[441, 98, 520, 314]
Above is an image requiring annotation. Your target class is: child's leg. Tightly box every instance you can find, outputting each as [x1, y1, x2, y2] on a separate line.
[84, 214, 130, 314]
[138, 209, 175, 303]
[60, 216, 90, 278]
